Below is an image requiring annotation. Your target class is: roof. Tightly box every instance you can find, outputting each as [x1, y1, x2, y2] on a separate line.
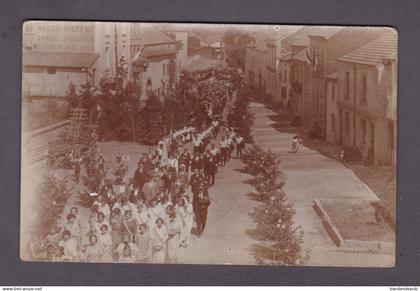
[142, 30, 174, 45]
[278, 49, 292, 61]
[309, 27, 344, 39]
[142, 45, 178, 59]
[292, 47, 309, 62]
[290, 37, 309, 47]
[22, 51, 99, 68]
[337, 32, 397, 66]
[281, 26, 343, 49]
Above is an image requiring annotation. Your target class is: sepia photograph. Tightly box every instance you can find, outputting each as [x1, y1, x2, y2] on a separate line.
[20, 21, 397, 267]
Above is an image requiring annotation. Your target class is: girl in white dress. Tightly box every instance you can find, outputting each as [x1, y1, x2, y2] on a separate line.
[63, 213, 81, 250]
[97, 224, 113, 262]
[58, 230, 79, 261]
[84, 234, 103, 262]
[165, 208, 182, 263]
[91, 212, 110, 237]
[176, 197, 194, 247]
[150, 218, 168, 263]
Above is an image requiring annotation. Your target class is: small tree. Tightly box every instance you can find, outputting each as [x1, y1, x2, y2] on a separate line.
[31, 175, 71, 237]
[66, 81, 80, 113]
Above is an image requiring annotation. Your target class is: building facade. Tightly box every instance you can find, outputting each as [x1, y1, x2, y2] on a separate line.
[336, 32, 397, 166]
[244, 39, 266, 95]
[93, 22, 131, 85]
[325, 73, 338, 143]
[131, 25, 179, 100]
[276, 51, 292, 107]
[265, 41, 276, 101]
[289, 43, 310, 119]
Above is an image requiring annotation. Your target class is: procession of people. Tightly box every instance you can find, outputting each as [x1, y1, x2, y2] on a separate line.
[48, 118, 245, 263]
[28, 67, 247, 264]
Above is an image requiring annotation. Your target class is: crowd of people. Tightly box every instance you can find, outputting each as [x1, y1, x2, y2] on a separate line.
[23, 66, 249, 263]
[35, 114, 245, 263]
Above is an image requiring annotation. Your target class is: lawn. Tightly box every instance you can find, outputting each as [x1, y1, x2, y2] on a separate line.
[321, 199, 395, 242]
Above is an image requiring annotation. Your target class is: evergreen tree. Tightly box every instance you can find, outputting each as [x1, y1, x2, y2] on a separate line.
[227, 85, 254, 142]
[242, 146, 308, 265]
[137, 92, 165, 145]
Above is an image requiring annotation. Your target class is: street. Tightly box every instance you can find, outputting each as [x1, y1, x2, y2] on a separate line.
[249, 102, 394, 267]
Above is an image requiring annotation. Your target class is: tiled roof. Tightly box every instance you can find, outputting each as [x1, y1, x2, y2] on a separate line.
[337, 32, 397, 66]
[22, 51, 99, 68]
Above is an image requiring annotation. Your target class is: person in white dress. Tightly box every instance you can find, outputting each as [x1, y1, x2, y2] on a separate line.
[150, 218, 168, 264]
[97, 224, 113, 262]
[92, 196, 111, 220]
[58, 230, 79, 261]
[176, 197, 194, 248]
[116, 233, 139, 260]
[165, 207, 182, 263]
[63, 213, 81, 250]
[91, 212, 110, 237]
[148, 199, 165, 224]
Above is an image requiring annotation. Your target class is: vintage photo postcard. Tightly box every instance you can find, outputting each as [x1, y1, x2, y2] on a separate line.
[20, 21, 397, 266]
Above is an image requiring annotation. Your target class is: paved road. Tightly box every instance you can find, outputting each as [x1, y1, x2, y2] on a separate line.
[250, 102, 394, 267]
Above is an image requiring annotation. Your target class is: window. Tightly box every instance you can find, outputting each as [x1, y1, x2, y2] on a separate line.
[163, 63, 166, 76]
[345, 72, 350, 99]
[331, 113, 336, 132]
[331, 85, 336, 101]
[361, 118, 367, 144]
[345, 111, 350, 135]
[361, 75, 367, 104]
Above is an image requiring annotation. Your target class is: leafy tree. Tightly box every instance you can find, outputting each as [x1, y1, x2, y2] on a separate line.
[223, 29, 254, 69]
[31, 175, 72, 236]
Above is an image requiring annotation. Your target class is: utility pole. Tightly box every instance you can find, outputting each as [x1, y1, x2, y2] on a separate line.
[114, 23, 119, 91]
